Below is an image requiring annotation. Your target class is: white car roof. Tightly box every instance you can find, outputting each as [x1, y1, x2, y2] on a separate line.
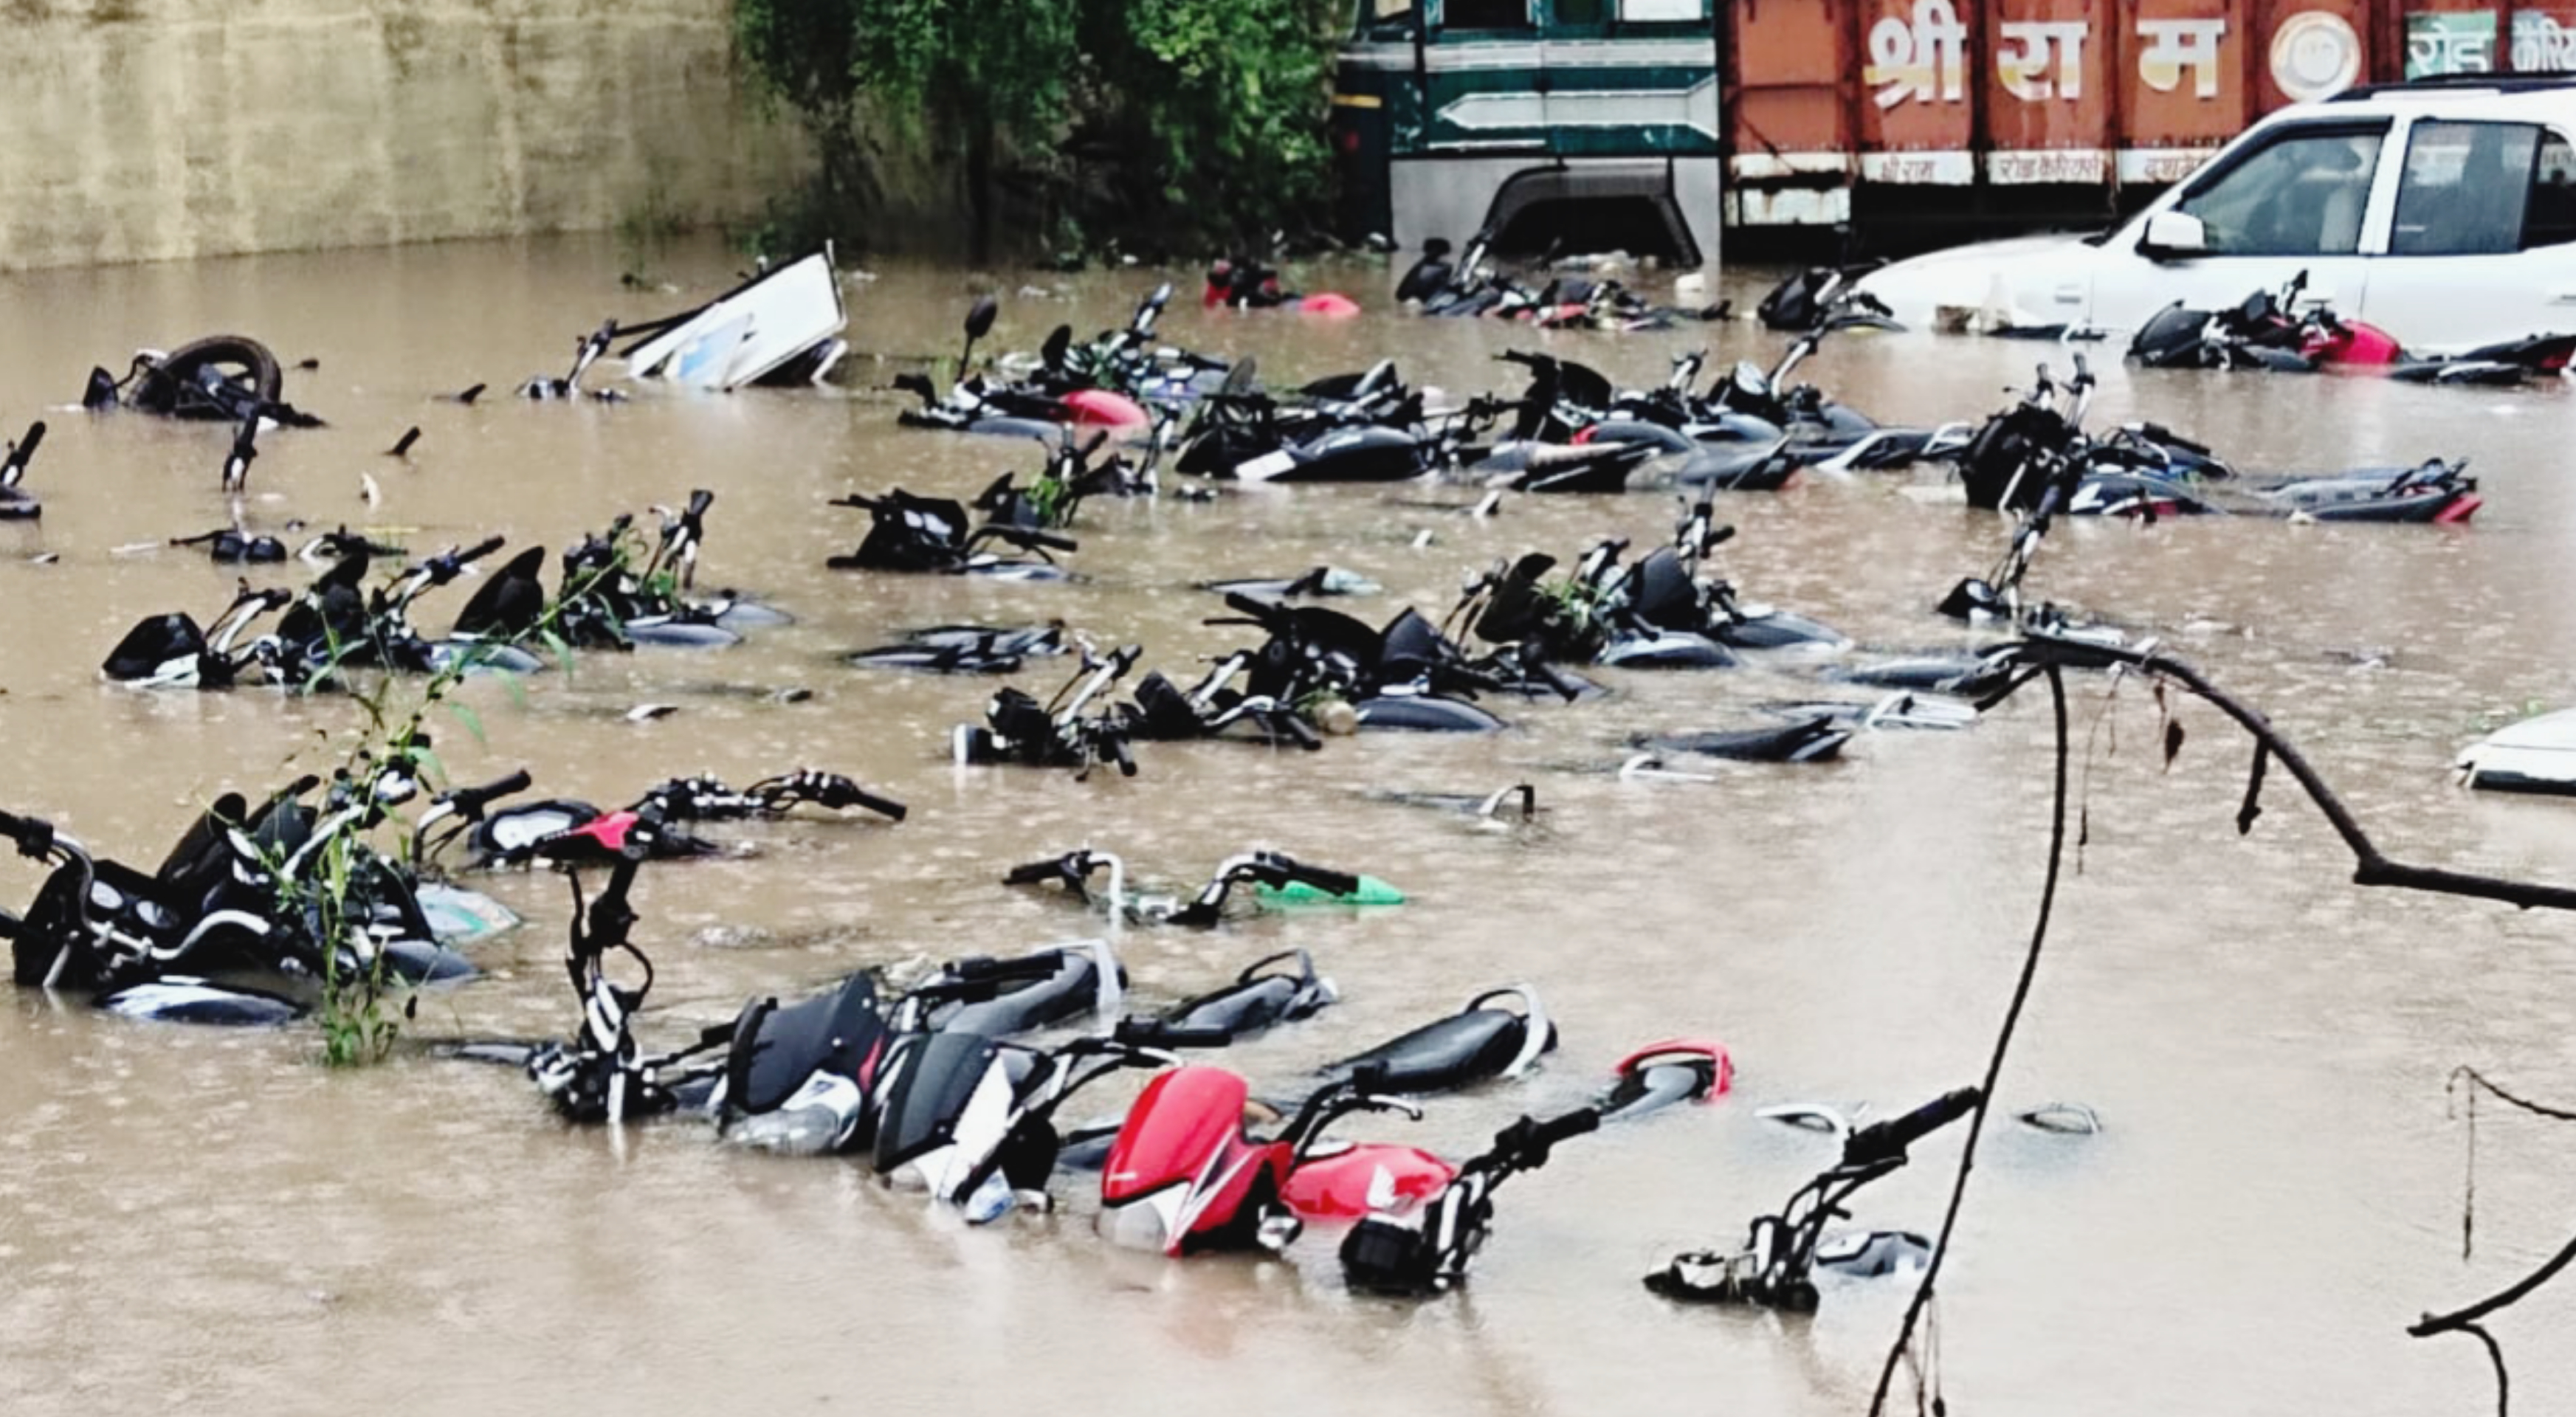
[2270, 80, 2576, 128]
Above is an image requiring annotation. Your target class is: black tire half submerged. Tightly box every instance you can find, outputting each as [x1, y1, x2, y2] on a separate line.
[142, 335, 284, 413]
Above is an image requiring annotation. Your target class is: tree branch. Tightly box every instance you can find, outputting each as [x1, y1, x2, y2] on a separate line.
[2003, 635, 2576, 912]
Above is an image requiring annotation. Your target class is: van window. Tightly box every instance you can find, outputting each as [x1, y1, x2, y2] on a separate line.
[2391, 121, 2541, 255]
[2176, 128, 2384, 257]
[1443, 0, 1530, 27]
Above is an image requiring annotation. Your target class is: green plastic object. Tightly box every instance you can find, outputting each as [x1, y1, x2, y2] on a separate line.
[1256, 875, 1406, 907]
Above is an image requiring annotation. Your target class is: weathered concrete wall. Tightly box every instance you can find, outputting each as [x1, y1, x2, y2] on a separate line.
[0, 0, 796, 270]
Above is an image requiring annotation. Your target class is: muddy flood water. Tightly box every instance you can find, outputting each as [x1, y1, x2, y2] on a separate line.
[0, 238, 2570, 1416]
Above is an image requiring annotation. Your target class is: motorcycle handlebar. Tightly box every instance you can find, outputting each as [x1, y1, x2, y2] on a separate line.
[2135, 421, 2210, 455]
[1004, 853, 1085, 886]
[983, 525, 1078, 555]
[937, 953, 1070, 994]
[845, 785, 908, 821]
[1493, 1106, 1602, 1168]
[1261, 852, 1359, 899]
[1112, 1018, 1234, 1049]
[789, 772, 906, 821]
[1220, 591, 1289, 625]
[0, 808, 53, 858]
[437, 768, 533, 819]
[1841, 1086, 1983, 1168]
[1270, 710, 1323, 751]
[1527, 658, 1588, 704]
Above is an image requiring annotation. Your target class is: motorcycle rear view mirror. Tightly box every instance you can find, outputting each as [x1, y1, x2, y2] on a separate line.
[1732, 360, 1769, 398]
[1219, 356, 1259, 399]
[2138, 210, 2208, 262]
[1937, 576, 2004, 621]
[965, 295, 999, 344]
[1040, 325, 1072, 370]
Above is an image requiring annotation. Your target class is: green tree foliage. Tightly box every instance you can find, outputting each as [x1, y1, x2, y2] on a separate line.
[1077, 0, 1341, 249]
[731, 0, 1343, 258]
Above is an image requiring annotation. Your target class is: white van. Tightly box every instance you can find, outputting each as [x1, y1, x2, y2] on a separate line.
[1855, 78, 2576, 353]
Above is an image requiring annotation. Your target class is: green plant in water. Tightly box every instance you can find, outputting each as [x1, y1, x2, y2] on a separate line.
[265, 542, 632, 1065]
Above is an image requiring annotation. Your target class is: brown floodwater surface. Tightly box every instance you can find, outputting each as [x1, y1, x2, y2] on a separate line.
[0, 238, 2570, 1416]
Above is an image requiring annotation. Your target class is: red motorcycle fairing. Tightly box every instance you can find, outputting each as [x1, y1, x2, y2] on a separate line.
[1614, 1039, 1734, 1097]
[1061, 390, 1150, 430]
[1279, 1140, 1455, 1221]
[2302, 319, 2404, 366]
[1098, 1066, 1287, 1255]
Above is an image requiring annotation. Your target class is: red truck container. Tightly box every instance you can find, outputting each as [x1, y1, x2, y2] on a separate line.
[1723, 0, 2576, 227]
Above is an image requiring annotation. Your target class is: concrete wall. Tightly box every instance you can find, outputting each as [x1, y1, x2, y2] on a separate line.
[0, 0, 795, 271]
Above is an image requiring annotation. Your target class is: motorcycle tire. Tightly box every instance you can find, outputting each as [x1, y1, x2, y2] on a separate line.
[135, 335, 284, 418]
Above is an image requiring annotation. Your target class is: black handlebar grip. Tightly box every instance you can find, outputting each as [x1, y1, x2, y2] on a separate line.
[1023, 529, 1079, 554]
[1106, 734, 1137, 778]
[1272, 855, 1360, 899]
[1706, 524, 1738, 548]
[1114, 1018, 1233, 1048]
[1529, 1106, 1602, 1151]
[1842, 1085, 1984, 1167]
[947, 952, 1064, 985]
[852, 787, 908, 822]
[1003, 858, 1067, 886]
[441, 768, 534, 816]
[1222, 591, 1287, 624]
[458, 535, 506, 564]
[1529, 659, 1587, 704]
[1274, 712, 1323, 751]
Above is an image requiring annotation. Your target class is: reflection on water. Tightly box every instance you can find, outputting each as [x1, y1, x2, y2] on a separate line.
[0, 238, 2570, 1416]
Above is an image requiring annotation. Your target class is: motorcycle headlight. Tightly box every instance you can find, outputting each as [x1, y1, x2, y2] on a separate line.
[720, 1074, 862, 1157]
[721, 1103, 844, 1157]
[1097, 1185, 1188, 1254]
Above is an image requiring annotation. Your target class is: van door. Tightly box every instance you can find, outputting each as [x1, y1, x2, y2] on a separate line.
[2088, 118, 2391, 331]
[2358, 119, 2576, 354]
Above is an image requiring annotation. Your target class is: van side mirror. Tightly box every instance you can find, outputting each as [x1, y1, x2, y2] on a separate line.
[2139, 211, 2209, 261]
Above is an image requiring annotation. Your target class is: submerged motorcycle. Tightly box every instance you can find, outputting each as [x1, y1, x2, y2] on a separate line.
[954, 643, 1146, 776]
[1448, 497, 1845, 675]
[1647, 1086, 1980, 1309]
[1, 420, 44, 520]
[81, 333, 324, 427]
[455, 491, 784, 652]
[105, 538, 548, 692]
[413, 767, 905, 872]
[848, 623, 1067, 675]
[1958, 359, 2482, 523]
[1174, 357, 1481, 486]
[1202, 259, 1361, 316]
[0, 759, 495, 1024]
[1095, 1027, 1721, 1266]
[1003, 847, 1401, 925]
[523, 855, 1125, 1128]
[896, 286, 1224, 437]
[827, 489, 1079, 579]
[2129, 269, 2574, 384]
